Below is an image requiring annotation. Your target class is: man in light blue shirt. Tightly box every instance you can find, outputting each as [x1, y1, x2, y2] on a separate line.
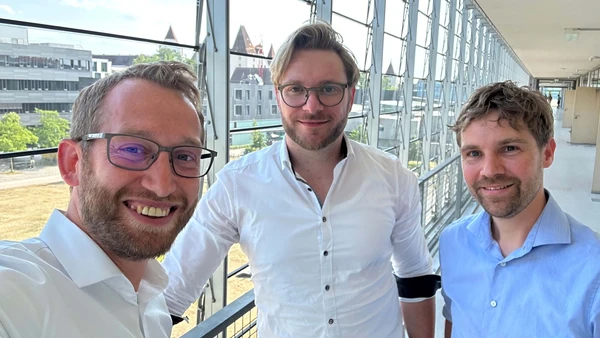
[440, 81, 600, 337]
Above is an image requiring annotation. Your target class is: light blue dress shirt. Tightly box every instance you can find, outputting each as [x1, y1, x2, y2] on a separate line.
[440, 191, 600, 338]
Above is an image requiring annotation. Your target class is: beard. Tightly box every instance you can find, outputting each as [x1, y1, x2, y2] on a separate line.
[282, 113, 348, 151]
[472, 170, 543, 219]
[78, 167, 197, 261]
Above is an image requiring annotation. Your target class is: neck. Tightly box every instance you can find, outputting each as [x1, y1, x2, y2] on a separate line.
[65, 197, 148, 292]
[491, 188, 547, 257]
[286, 135, 346, 175]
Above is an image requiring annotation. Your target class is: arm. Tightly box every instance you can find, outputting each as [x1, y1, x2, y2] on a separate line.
[401, 298, 435, 338]
[162, 176, 240, 317]
[391, 170, 435, 338]
[444, 320, 452, 338]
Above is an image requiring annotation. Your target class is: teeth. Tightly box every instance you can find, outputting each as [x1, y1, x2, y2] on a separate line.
[130, 203, 171, 218]
[487, 185, 509, 190]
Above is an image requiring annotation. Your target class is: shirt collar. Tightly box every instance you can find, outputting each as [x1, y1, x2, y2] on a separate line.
[466, 190, 571, 252]
[40, 209, 168, 291]
[279, 134, 355, 171]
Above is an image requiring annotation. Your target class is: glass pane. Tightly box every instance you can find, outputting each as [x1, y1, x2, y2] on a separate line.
[346, 117, 369, 144]
[435, 53, 445, 81]
[5, 0, 198, 45]
[230, 126, 285, 161]
[378, 113, 401, 150]
[333, 0, 374, 24]
[383, 34, 407, 77]
[438, 27, 448, 55]
[414, 46, 429, 79]
[230, 0, 311, 56]
[384, 0, 409, 38]
[332, 14, 371, 71]
[418, 0, 433, 15]
[440, 0, 450, 27]
[408, 139, 423, 176]
[416, 13, 431, 47]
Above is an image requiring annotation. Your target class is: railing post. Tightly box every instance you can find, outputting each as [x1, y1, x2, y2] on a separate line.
[453, 160, 463, 219]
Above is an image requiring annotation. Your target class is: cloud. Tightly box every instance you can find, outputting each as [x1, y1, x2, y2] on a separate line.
[60, 0, 105, 10]
[0, 5, 15, 15]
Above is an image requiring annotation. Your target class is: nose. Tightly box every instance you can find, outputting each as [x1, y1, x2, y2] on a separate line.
[302, 90, 323, 114]
[141, 152, 177, 198]
[480, 154, 505, 178]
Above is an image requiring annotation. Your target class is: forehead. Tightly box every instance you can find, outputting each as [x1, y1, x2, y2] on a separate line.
[281, 49, 347, 84]
[100, 79, 202, 145]
[461, 112, 534, 145]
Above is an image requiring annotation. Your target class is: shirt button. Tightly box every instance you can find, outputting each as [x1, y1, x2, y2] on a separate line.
[490, 300, 497, 307]
[322, 216, 327, 222]
[328, 319, 334, 325]
[307, 187, 312, 192]
[325, 285, 330, 291]
[323, 250, 328, 256]
[500, 262, 506, 267]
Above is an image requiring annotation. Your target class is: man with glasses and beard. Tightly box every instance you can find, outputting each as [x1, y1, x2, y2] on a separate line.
[163, 22, 437, 338]
[440, 81, 600, 337]
[0, 61, 216, 337]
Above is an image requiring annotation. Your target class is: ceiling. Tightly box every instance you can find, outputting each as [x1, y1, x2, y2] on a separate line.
[475, 0, 600, 79]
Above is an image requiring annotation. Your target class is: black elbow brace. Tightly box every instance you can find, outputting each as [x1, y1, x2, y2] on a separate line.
[171, 314, 185, 326]
[395, 274, 441, 299]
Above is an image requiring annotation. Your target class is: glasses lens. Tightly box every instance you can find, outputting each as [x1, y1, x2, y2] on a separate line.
[318, 84, 345, 106]
[281, 85, 308, 107]
[108, 135, 158, 170]
[172, 147, 214, 177]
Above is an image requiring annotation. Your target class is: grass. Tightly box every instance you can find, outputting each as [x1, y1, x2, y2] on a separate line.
[0, 182, 252, 338]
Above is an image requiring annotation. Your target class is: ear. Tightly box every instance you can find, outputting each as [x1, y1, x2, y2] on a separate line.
[346, 86, 356, 113]
[542, 138, 557, 168]
[58, 139, 83, 188]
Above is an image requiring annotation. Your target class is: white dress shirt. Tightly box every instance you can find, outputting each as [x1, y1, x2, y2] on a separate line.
[0, 209, 172, 338]
[163, 136, 432, 338]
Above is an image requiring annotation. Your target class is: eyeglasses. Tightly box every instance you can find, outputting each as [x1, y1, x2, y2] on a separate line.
[277, 82, 349, 108]
[80, 133, 217, 178]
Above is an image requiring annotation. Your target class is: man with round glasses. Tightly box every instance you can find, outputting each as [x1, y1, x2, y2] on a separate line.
[164, 22, 436, 337]
[0, 61, 215, 337]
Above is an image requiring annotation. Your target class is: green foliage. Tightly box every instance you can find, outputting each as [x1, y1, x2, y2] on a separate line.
[0, 112, 38, 152]
[134, 46, 197, 72]
[33, 109, 70, 148]
[348, 124, 368, 143]
[243, 120, 267, 155]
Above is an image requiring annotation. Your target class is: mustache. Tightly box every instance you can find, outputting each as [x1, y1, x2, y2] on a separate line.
[474, 175, 518, 188]
[115, 187, 186, 205]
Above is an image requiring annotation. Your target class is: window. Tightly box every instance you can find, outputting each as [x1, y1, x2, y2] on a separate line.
[258, 90, 262, 100]
[271, 105, 278, 115]
[269, 90, 273, 100]
[101, 63, 108, 72]
[257, 105, 262, 115]
[234, 104, 242, 116]
[245, 105, 250, 115]
[94, 73, 101, 79]
[245, 90, 250, 100]
[234, 89, 242, 100]
[93, 61, 97, 72]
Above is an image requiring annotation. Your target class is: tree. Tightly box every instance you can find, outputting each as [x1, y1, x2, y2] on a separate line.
[348, 124, 368, 143]
[0, 112, 38, 152]
[244, 120, 267, 155]
[134, 46, 197, 73]
[33, 109, 70, 148]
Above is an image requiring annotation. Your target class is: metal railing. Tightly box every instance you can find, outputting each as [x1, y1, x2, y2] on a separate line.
[184, 153, 475, 338]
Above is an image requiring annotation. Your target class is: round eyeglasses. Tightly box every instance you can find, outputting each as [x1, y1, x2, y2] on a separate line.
[80, 133, 217, 178]
[277, 82, 349, 108]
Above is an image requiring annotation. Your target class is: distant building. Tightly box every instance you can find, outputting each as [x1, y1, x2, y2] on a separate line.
[91, 54, 136, 73]
[0, 25, 94, 126]
[161, 25, 183, 56]
[92, 58, 112, 78]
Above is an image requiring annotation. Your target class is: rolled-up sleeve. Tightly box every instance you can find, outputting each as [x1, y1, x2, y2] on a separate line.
[390, 167, 432, 280]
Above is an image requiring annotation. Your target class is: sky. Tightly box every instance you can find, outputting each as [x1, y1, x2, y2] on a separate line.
[0, 0, 442, 76]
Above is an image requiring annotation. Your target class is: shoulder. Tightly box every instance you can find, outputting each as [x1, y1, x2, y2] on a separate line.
[0, 241, 53, 285]
[348, 139, 415, 180]
[567, 215, 600, 257]
[440, 213, 479, 244]
[218, 143, 279, 177]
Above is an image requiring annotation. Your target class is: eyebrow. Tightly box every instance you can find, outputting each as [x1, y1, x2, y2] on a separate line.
[280, 80, 347, 86]
[120, 129, 203, 147]
[461, 137, 529, 152]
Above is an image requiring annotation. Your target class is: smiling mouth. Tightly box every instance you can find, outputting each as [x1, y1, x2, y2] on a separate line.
[482, 184, 513, 191]
[123, 201, 177, 218]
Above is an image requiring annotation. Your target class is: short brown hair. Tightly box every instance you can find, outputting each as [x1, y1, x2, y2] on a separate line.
[70, 61, 203, 143]
[270, 21, 360, 87]
[451, 81, 553, 148]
